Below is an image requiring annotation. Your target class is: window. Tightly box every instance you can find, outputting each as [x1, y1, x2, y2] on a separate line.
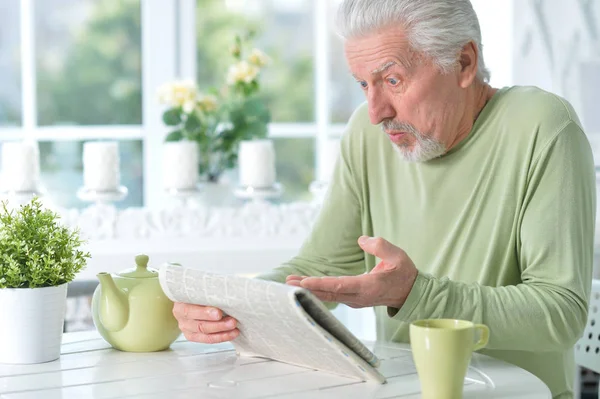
[1, 0, 144, 209]
[3, 0, 343, 208]
[0, 2, 21, 126]
[35, 0, 142, 126]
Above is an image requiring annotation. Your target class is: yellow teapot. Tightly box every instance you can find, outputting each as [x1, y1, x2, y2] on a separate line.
[91, 254, 181, 352]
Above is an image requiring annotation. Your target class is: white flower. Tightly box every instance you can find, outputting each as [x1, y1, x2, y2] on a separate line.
[247, 48, 270, 67]
[197, 94, 218, 112]
[227, 61, 260, 85]
[182, 100, 196, 114]
[157, 79, 198, 108]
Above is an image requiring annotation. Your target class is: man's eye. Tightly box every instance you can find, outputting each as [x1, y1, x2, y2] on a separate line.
[387, 78, 399, 86]
[358, 81, 368, 89]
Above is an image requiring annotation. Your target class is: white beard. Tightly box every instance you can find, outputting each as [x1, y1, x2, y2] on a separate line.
[391, 133, 447, 162]
[381, 121, 446, 162]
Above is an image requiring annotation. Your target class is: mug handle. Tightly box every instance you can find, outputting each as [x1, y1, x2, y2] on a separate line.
[473, 324, 490, 351]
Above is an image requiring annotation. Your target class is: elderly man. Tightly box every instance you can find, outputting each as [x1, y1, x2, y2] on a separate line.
[173, 0, 595, 397]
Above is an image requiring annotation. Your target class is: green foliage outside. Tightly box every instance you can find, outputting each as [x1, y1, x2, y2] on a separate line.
[37, 0, 142, 126]
[0, 198, 91, 289]
[0, 100, 20, 126]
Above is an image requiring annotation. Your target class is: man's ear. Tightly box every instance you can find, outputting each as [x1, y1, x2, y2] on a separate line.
[458, 41, 479, 88]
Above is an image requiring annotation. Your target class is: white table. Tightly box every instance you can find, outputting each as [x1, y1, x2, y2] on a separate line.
[0, 331, 551, 398]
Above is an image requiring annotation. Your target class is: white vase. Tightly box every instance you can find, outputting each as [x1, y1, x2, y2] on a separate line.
[0, 283, 68, 364]
[197, 172, 237, 207]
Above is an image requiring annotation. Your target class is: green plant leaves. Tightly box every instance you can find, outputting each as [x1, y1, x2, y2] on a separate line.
[165, 130, 184, 142]
[162, 108, 182, 126]
[184, 112, 202, 132]
[160, 30, 273, 181]
[0, 198, 91, 289]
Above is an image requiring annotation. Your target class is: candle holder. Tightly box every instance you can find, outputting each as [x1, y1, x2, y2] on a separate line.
[164, 184, 203, 207]
[233, 182, 283, 203]
[77, 185, 128, 206]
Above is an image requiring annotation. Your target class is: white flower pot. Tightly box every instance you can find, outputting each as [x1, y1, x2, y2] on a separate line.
[0, 283, 67, 364]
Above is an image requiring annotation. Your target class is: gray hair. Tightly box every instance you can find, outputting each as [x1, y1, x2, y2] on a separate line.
[336, 0, 490, 83]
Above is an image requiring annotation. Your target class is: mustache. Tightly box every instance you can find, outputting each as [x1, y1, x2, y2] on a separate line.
[381, 120, 421, 136]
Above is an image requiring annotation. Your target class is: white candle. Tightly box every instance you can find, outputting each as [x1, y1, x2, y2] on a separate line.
[1, 140, 40, 192]
[320, 139, 341, 183]
[162, 141, 199, 190]
[83, 141, 120, 191]
[238, 139, 276, 188]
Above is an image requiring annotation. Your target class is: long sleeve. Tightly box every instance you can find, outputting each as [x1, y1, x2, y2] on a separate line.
[257, 128, 366, 284]
[391, 122, 596, 352]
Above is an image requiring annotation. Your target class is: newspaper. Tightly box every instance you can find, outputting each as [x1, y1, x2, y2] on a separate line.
[158, 263, 386, 383]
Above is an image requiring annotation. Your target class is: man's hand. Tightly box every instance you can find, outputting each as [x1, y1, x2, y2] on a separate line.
[286, 236, 418, 309]
[172, 303, 240, 344]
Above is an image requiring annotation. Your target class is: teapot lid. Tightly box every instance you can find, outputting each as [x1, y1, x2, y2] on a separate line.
[117, 254, 158, 278]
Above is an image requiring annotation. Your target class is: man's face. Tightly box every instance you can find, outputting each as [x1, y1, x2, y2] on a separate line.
[345, 26, 467, 162]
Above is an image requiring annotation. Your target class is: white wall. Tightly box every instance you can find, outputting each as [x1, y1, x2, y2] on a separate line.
[512, 0, 600, 138]
[471, 0, 514, 88]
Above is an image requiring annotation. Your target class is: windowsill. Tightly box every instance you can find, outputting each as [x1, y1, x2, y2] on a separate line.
[60, 199, 321, 240]
[60, 200, 323, 280]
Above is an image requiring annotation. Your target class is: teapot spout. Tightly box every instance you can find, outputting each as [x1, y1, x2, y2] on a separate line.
[97, 272, 129, 332]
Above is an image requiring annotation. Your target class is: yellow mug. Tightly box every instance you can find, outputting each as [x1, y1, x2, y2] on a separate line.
[409, 319, 489, 399]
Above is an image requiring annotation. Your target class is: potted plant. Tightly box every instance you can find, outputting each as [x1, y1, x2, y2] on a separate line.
[157, 31, 271, 183]
[0, 197, 90, 364]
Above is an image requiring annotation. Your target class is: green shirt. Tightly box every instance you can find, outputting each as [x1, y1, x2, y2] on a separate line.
[259, 86, 596, 398]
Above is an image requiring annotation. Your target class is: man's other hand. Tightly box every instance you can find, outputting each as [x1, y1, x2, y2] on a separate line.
[286, 236, 418, 309]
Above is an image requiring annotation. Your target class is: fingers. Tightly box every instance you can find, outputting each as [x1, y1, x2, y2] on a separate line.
[172, 303, 240, 344]
[286, 275, 307, 282]
[299, 276, 364, 294]
[370, 260, 397, 273]
[308, 289, 361, 306]
[288, 276, 361, 303]
[173, 302, 223, 321]
[286, 275, 309, 287]
[183, 329, 240, 344]
[358, 236, 404, 265]
[178, 316, 237, 335]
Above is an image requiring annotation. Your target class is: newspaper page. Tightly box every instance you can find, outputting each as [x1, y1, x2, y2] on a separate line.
[295, 290, 380, 367]
[158, 263, 386, 383]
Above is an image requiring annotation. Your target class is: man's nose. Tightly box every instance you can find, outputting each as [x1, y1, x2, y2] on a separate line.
[367, 91, 395, 125]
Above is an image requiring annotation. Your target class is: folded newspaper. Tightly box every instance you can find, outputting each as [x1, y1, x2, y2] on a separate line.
[158, 263, 386, 384]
